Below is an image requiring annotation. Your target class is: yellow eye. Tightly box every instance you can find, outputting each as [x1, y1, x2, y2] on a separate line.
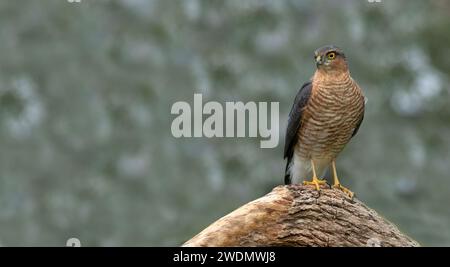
[327, 52, 336, 60]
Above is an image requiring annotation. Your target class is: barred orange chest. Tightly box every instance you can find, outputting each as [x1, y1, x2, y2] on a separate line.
[296, 76, 365, 160]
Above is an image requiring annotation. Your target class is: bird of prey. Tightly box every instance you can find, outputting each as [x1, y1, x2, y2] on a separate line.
[284, 45, 365, 198]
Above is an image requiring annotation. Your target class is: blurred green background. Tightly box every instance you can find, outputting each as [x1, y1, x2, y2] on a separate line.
[0, 0, 449, 246]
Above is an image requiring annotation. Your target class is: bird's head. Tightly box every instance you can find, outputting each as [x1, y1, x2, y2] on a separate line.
[314, 45, 348, 73]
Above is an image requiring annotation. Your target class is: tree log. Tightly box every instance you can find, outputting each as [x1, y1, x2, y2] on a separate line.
[183, 184, 419, 247]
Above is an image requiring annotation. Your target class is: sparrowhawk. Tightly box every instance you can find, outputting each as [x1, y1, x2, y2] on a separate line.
[284, 45, 365, 198]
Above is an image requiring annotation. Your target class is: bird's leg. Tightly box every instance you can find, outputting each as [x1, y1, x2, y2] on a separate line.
[331, 160, 354, 198]
[303, 159, 327, 191]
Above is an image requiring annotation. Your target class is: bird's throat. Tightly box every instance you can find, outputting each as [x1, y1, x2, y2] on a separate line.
[313, 69, 351, 84]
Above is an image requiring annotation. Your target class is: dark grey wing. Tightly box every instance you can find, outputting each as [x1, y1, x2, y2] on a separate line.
[351, 112, 364, 138]
[351, 97, 365, 138]
[284, 82, 312, 159]
[284, 82, 312, 184]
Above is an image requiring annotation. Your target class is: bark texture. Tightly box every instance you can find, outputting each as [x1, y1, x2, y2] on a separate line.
[183, 184, 419, 247]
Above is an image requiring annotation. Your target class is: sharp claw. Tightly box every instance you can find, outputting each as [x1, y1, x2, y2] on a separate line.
[333, 184, 354, 198]
[303, 178, 328, 191]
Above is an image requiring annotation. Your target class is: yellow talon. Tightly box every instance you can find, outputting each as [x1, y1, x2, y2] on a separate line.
[331, 160, 354, 198]
[304, 159, 328, 191]
[303, 178, 327, 191]
[333, 183, 354, 198]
